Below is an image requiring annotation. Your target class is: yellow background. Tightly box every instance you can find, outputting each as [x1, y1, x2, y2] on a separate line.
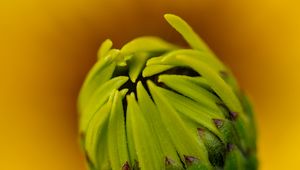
[1, 0, 299, 169]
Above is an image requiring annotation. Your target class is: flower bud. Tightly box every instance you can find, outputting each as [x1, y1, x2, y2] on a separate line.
[78, 14, 257, 170]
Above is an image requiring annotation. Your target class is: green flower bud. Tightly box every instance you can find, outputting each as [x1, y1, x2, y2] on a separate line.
[78, 14, 257, 170]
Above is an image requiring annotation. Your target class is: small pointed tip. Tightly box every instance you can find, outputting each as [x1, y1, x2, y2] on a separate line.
[230, 112, 238, 120]
[122, 161, 131, 170]
[197, 128, 205, 137]
[219, 70, 229, 78]
[227, 143, 234, 152]
[165, 157, 175, 166]
[213, 119, 224, 129]
[79, 132, 85, 139]
[184, 155, 199, 166]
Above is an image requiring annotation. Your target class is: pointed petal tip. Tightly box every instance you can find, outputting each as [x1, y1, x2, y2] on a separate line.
[197, 128, 205, 137]
[122, 161, 131, 170]
[165, 157, 175, 165]
[230, 111, 238, 120]
[213, 119, 224, 129]
[184, 155, 199, 166]
[227, 143, 234, 152]
[219, 70, 229, 78]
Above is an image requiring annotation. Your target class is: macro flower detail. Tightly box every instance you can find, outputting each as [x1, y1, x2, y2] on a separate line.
[78, 14, 257, 170]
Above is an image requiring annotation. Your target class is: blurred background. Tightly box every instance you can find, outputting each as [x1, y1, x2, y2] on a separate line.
[1, 0, 299, 169]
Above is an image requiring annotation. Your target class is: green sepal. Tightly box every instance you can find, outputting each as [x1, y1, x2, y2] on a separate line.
[213, 119, 240, 147]
[239, 93, 257, 150]
[187, 163, 210, 170]
[198, 128, 226, 167]
[224, 144, 246, 170]
[185, 156, 210, 170]
[165, 157, 184, 170]
[245, 153, 258, 170]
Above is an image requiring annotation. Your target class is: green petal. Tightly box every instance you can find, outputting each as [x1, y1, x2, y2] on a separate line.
[97, 39, 113, 60]
[224, 145, 246, 170]
[84, 94, 113, 169]
[162, 49, 224, 71]
[146, 55, 166, 66]
[120, 36, 178, 55]
[158, 74, 221, 112]
[142, 64, 173, 77]
[147, 81, 211, 167]
[164, 14, 211, 52]
[80, 76, 128, 132]
[158, 75, 211, 91]
[161, 55, 247, 123]
[128, 52, 149, 82]
[151, 83, 224, 141]
[126, 93, 162, 169]
[108, 90, 129, 169]
[136, 82, 182, 167]
[78, 55, 116, 113]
